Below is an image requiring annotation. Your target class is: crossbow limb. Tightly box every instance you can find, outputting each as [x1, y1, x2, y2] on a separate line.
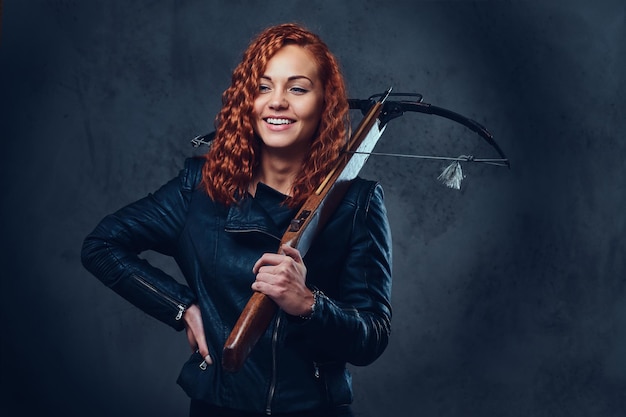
[191, 92, 510, 189]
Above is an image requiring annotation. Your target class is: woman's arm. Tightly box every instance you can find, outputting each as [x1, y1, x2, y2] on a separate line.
[288, 182, 393, 366]
[81, 158, 203, 330]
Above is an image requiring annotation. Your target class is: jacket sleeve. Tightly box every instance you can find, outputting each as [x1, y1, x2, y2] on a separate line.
[288, 182, 393, 366]
[81, 157, 204, 330]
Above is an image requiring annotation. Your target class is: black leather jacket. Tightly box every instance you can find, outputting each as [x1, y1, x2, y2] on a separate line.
[81, 157, 392, 414]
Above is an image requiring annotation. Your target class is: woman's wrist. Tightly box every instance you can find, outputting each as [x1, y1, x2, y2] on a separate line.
[297, 289, 320, 320]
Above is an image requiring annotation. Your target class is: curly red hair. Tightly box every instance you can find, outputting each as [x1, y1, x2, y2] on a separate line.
[202, 23, 350, 207]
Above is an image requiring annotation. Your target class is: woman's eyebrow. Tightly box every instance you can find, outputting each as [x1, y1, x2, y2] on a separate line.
[260, 75, 314, 83]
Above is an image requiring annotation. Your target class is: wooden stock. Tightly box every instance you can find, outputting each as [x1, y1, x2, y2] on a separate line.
[222, 292, 277, 372]
[222, 92, 389, 372]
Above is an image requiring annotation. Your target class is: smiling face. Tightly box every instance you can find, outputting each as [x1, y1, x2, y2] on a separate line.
[252, 44, 325, 159]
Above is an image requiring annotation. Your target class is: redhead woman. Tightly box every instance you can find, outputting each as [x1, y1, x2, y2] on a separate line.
[82, 23, 392, 417]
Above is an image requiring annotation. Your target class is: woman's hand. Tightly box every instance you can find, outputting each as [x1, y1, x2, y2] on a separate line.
[252, 244, 314, 317]
[183, 304, 212, 366]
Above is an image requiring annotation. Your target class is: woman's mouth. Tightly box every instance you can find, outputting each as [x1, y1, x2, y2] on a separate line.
[265, 117, 295, 125]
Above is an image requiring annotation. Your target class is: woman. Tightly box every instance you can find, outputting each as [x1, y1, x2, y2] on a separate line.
[82, 23, 392, 417]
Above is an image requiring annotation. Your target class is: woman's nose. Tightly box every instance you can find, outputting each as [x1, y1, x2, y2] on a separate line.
[269, 91, 288, 109]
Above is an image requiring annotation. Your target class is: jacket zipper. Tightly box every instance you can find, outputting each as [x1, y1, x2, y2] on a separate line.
[132, 274, 186, 321]
[265, 313, 281, 415]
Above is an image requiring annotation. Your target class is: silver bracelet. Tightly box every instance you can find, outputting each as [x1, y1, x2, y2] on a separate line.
[298, 289, 321, 320]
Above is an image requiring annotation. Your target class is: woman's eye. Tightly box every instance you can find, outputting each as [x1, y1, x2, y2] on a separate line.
[259, 85, 271, 93]
[290, 87, 308, 94]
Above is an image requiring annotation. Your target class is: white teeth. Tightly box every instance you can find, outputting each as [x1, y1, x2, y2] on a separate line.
[266, 118, 293, 125]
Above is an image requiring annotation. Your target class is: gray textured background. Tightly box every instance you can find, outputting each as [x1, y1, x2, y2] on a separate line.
[1, 1, 625, 416]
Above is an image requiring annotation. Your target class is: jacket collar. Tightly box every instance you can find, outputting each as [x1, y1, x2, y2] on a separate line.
[224, 182, 297, 240]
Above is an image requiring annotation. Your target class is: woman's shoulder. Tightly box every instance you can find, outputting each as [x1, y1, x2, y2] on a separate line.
[179, 156, 207, 192]
[344, 177, 385, 208]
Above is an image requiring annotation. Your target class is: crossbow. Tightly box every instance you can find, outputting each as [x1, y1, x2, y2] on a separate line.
[190, 90, 510, 372]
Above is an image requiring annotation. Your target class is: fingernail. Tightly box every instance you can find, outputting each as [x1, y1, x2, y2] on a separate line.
[199, 355, 212, 370]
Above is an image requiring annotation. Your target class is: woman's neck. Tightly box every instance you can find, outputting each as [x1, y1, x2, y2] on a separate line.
[252, 153, 303, 196]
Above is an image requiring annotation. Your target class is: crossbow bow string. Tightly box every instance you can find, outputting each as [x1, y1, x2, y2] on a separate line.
[191, 91, 510, 189]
